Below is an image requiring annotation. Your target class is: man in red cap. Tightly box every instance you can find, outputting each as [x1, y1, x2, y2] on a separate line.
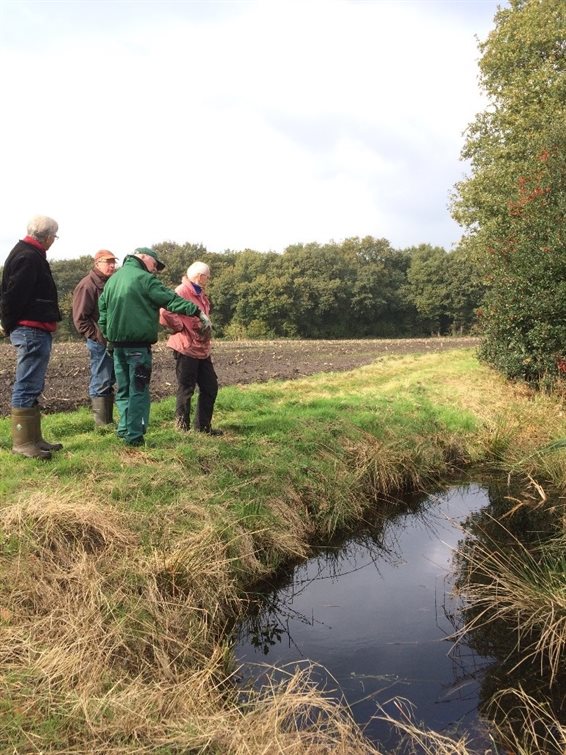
[72, 250, 119, 427]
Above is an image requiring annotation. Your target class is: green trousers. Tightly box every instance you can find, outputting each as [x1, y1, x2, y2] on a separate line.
[113, 346, 152, 445]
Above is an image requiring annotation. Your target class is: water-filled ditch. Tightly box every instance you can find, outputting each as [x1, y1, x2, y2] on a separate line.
[234, 484, 498, 750]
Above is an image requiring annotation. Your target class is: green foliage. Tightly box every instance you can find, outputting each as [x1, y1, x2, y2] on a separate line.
[405, 244, 452, 334]
[151, 235, 472, 340]
[152, 240, 209, 288]
[405, 244, 485, 335]
[452, 0, 566, 383]
[51, 256, 92, 341]
[3, 234, 483, 342]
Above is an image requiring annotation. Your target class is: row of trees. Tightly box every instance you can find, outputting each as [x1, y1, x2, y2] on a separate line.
[48, 237, 483, 341]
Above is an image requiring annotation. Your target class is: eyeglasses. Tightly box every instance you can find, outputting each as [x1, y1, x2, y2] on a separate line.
[54, 234, 59, 239]
[99, 259, 117, 265]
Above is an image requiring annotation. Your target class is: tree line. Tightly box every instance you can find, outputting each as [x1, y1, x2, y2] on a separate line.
[41, 236, 483, 341]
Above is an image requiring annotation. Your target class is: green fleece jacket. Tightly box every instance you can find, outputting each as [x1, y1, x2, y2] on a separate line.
[98, 256, 201, 344]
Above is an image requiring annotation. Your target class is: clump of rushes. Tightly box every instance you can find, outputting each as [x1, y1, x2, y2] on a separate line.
[377, 687, 566, 754]
[487, 686, 566, 755]
[455, 517, 566, 684]
[376, 699, 472, 754]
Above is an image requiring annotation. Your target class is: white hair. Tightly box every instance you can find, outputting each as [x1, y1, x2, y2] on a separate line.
[27, 215, 58, 242]
[186, 261, 210, 281]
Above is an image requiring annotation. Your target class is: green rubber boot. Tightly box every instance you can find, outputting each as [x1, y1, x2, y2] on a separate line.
[92, 396, 114, 427]
[34, 405, 63, 452]
[11, 407, 52, 460]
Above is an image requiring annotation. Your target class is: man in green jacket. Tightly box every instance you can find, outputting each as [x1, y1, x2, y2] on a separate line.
[98, 247, 211, 446]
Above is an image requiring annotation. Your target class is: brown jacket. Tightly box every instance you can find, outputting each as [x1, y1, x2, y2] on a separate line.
[72, 268, 109, 344]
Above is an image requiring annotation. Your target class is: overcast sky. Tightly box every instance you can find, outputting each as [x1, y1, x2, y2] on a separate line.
[0, 0, 503, 264]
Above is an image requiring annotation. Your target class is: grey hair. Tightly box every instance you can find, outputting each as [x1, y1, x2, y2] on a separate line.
[186, 261, 210, 281]
[27, 215, 58, 242]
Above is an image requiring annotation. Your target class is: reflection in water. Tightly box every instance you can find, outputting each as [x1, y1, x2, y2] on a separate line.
[234, 485, 495, 749]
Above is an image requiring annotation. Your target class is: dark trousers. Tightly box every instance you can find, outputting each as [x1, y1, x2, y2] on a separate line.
[173, 352, 218, 431]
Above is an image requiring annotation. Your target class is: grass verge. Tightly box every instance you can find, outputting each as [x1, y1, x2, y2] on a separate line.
[0, 346, 565, 752]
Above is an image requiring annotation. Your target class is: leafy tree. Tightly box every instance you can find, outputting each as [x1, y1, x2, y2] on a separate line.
[202, 250, 239, 336]
[444, 244, 485, 334]
[452, 0, 566, 382]
[344, 237, 418, 337]
[51, 256, 92, 300]
[153, 241, 209, 288]
[405, 244, 484, 335]
[405, 245, 452, 334]
[51, 256, 93, 340]
[207, 249, 281, 338]
[281, 242, 354, 338]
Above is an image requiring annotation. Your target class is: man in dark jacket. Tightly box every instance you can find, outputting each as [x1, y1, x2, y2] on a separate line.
[98, 247, 212, 447]
[72, 249, 118, 427]
[0, 215, 63, 459]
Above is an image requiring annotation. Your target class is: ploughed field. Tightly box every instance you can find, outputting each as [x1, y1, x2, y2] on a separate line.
[0, 336, 479, 416]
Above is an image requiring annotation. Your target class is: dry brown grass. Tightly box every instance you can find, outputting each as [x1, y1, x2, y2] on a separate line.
[74, 662, 385, 753]
[376, 699, 473, 754]
[0, 489, 385, 753]
[486, 686, 566, 755]
[346, 435, 420, 497]
[453, 513, 566, 686]
[0, 492, 137, 691]
[214, 665, 383, 755]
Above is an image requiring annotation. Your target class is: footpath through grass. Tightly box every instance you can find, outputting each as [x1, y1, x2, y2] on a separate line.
[0, 347, 565, 753]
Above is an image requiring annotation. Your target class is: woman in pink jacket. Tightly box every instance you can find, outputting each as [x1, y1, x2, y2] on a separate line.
[159, 261, 222, 435]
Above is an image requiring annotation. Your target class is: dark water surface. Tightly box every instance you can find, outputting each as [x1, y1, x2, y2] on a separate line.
[235, 485, 495, 750]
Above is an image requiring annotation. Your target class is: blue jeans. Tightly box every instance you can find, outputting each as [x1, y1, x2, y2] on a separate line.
[86, 338, 115, 397]
[9, 326, 53, 408]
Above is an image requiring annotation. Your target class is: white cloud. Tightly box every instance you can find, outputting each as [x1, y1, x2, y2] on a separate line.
[0, 0, 501, 263]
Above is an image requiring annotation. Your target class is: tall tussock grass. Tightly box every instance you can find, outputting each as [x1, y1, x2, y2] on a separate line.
[486, 686, 566, 755]
[0, 490, 382, 752]
[455, 516, 566, 684]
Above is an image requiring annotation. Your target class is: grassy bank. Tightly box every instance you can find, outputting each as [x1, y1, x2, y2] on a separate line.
[1, 346, 565, 752]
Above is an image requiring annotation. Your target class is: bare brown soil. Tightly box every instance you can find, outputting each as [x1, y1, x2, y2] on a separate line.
[0, 337, 479, 416]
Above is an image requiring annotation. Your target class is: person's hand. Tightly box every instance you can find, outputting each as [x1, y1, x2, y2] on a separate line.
[199, 312, 212, 333]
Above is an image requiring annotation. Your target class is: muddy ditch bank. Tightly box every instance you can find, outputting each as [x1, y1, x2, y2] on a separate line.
[0, 336, 479, 416]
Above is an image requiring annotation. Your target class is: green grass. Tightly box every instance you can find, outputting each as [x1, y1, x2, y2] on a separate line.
[1, 346, 565, 752]
[1, 347, 564, 556]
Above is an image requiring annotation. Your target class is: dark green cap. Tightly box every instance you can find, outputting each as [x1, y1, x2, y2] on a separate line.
[135, 247, 165, 271]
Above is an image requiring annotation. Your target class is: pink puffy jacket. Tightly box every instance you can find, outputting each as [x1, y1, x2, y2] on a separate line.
[159, 277, 212, 359]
